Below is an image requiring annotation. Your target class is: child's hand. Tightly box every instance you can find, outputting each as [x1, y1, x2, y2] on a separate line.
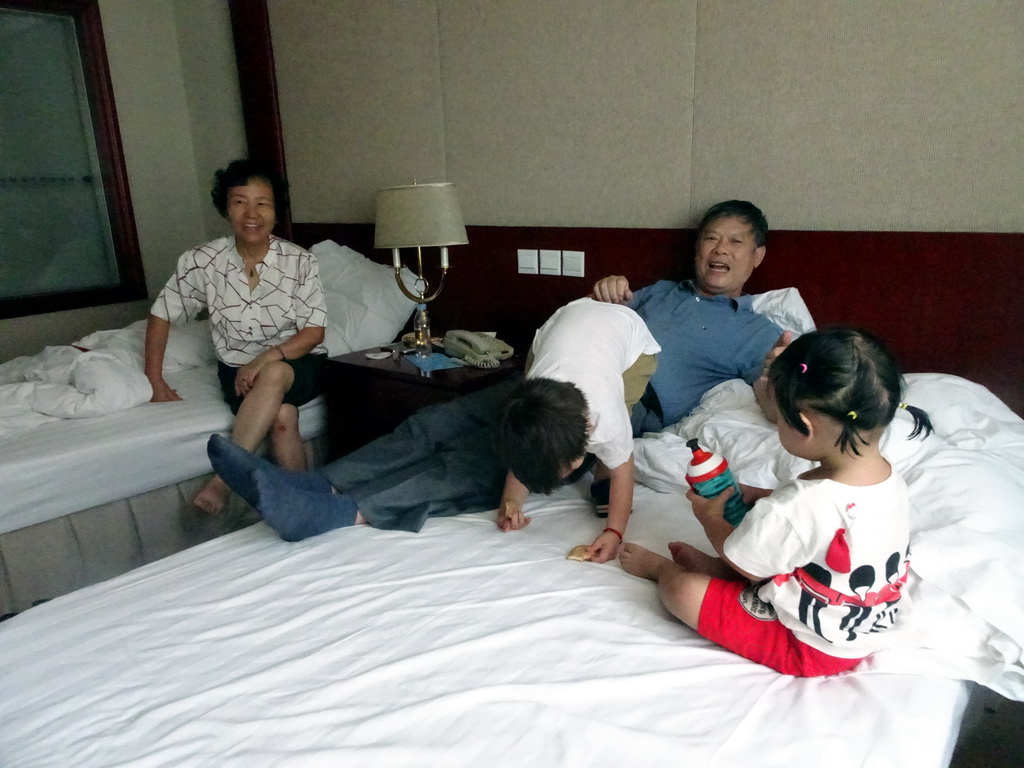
[588, 530, 620, 563]
[760, 330, 794, 378]
[496, 498, 531, 531]
[686, 486, 733, 526]
[738, 484, 772, 505]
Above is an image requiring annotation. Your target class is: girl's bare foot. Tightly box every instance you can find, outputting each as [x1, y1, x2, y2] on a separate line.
[667, 541, 743, 580]
[619, 543, 673, 581]
[193, 476, 230, 515]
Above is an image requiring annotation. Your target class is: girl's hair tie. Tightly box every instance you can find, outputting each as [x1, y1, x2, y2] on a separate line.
[799, 363, 808, 373]
[899, 402, 908, 409]
[847, 410, 858, 420]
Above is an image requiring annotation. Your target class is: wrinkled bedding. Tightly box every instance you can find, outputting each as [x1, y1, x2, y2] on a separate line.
[0, 345, 151, 431]
[0, 483, 969, 768]
[1, 369, 1011, 767]
[0, 319, 217, 437]
[634, 373, 1024, 699]
[0, 318, 324, 535]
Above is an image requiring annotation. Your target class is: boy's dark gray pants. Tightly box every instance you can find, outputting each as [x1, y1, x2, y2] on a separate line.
[318, 378, 519, 532]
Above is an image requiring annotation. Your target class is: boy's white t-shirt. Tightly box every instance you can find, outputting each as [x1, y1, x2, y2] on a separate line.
[526, 298, 660, 470]
[723, 471, 913, 658]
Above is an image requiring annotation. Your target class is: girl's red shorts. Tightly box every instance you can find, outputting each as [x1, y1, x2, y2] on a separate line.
[698, 578, 863, 677]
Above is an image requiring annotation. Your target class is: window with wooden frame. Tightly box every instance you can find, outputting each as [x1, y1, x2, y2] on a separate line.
[0, 0, 144, 320]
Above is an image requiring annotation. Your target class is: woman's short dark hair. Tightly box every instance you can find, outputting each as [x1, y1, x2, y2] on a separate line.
[210, 158, 289, 220]
[496, 378, 589, 494]
[697, 200, 768, 247]
[768, 326, 933, 455]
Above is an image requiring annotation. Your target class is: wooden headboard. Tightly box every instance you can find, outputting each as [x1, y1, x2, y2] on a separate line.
[292, 223, 1023, 417]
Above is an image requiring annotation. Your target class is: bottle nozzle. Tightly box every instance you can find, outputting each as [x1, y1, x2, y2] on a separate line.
[686, 437, 712, 462]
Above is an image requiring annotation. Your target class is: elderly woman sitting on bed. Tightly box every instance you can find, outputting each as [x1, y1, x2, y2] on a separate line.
[144, 159, 328, 514]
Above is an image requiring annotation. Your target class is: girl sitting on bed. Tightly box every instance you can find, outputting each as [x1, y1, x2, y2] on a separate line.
[619, 326, 933, 677]
[144, 159, 328, 515]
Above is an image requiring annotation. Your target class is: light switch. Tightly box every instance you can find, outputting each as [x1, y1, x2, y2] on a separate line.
[539, 249, 561, 276]
[517, 249, 538, 274]
[562, 250, 585, 278]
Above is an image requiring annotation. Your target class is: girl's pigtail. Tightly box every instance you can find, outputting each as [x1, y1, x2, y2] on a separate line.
[903, 403, 934, 440]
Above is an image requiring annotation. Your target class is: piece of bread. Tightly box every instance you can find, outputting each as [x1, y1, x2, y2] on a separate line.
[566, 544, 592, 561]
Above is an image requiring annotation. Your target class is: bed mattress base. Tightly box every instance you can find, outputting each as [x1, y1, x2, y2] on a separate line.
[0, 435, 326, 616]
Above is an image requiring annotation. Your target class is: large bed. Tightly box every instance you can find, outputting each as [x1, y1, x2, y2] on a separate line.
[1, 268, 1022, 765]
[0, 241, 416, 616]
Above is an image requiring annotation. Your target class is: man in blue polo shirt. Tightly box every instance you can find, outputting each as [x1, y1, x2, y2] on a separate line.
[592, 200, 789, 432]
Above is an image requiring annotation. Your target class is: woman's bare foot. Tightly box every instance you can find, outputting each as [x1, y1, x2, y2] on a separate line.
[619, 543, 673, 582]
[667, 541, 742, 580]
[193, 475, 230, 515]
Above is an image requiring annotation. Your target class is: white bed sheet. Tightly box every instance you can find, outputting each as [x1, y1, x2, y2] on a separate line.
[635, 372, 1024, 701]
[0, 484, 967, 768]
[0, 364, 324, 534]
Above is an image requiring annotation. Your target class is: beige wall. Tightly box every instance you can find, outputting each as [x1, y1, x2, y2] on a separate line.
[268, 0, 1024, 232]
[0, 0, 244, 362]
[5, 0, 1019, 360]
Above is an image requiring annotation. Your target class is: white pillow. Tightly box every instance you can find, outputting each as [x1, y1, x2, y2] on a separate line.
[311, 240, 418, 355]
[749, 287, 815, 335]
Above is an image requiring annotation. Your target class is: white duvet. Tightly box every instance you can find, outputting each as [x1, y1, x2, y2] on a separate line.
[0, 484, 969, 768]
[0, 319, 221, 438]
[0, 345, 151, 431]
[634, 373, 1024, 699]
[2, 370, 1012, 767]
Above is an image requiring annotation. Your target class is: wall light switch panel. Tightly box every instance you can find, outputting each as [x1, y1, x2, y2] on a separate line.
[539, 249, 561, 276]
[517, 248, 538, 274]
[562, 250, 585, 277]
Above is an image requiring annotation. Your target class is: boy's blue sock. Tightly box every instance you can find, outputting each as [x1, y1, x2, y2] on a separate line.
[207, 434, 333, 508]
[254, 468, 359, 542]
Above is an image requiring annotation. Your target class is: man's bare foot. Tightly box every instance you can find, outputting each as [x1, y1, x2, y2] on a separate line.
[619, 543, 673, 582]
[193, 476, 230, 515]
[667, 541, 742, 580]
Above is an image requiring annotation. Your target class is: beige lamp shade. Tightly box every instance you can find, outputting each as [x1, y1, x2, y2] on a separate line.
[374, 182, 468, 249]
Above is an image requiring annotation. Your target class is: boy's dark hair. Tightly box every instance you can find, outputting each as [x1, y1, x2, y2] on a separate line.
[210, 158, 289, 221]
[697, 200, 768, 247]
[768, 326, 933, 456]
[496, 378, 589, 494]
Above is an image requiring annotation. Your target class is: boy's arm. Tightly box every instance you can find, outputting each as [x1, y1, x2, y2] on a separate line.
[496, 471, 531, 531]
[589, 456, 634, 563]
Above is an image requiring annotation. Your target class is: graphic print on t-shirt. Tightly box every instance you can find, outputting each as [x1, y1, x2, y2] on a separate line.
[788, 539, 909, 644]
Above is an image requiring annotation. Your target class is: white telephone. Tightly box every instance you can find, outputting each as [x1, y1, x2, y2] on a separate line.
[443, 330, 514, 369]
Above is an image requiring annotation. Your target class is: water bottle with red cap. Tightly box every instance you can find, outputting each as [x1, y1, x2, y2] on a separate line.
[685, 438, 752, 526]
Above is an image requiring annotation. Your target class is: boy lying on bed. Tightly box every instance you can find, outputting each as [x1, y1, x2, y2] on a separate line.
[208, 298, 658, 562]
[208, 199, 791, 549]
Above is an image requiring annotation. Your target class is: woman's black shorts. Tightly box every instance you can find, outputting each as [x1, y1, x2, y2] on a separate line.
[216, 353, 326, 415]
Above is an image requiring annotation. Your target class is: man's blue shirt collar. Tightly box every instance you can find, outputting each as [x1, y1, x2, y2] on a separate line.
[679, 279, 754, 312]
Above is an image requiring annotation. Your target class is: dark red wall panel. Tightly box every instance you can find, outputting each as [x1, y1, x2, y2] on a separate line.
[293, 223, 1023, 417]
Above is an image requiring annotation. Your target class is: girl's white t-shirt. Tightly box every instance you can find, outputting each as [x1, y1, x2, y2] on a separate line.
[527, 298, 660, 470]
[724, 471, 913, 658]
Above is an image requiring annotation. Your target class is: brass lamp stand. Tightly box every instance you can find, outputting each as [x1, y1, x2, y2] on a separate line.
[373, 182, 469, 335]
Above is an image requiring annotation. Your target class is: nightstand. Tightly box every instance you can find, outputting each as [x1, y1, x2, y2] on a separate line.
[323, 345, 523, 458]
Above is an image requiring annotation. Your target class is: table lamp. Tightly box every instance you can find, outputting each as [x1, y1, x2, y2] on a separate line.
[374, 182, 468, 335]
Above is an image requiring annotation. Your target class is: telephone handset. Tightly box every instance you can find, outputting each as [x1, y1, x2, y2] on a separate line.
[443, 330, 514, 369]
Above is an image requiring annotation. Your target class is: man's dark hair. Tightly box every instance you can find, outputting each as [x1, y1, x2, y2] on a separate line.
[496, 378, 589, 494]
[697, 200, 768, 247]
[210, 158, 289, 221]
